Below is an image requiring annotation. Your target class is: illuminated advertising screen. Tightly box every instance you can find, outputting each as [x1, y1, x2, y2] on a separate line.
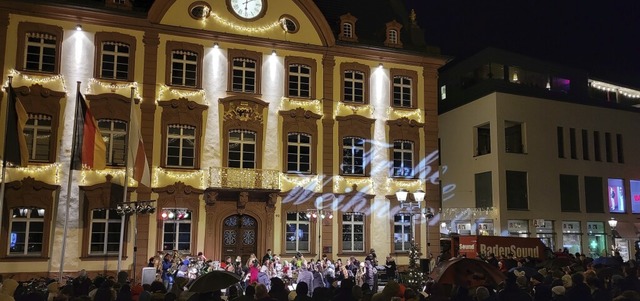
[608, 178, 625, 213]
[630, 180, 640, 213]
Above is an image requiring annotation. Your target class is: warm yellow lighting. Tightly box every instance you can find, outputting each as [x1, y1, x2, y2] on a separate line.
[87, 78, 141, 99]
[12, 163, 62, 184]
[280, 174, 322, 192]
[157, 85, 207, 105]
[335, 102, 374, 117]
[387, 107, 423, 123]
[154, 167, 207, 189]
[279, 98, 323, 116]
[7, 69, 67, 92]
[209, 12, 283, 33]
[333, 175, 374, 193]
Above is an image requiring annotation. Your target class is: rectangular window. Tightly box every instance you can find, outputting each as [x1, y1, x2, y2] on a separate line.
[89, 209, 122, 255]
[341, 213, 364, 252]
[506, 170, 528, 210]
[100, 42, 130, 80]
[24, 115, 52, 162]
[557, 127, 564, 158]
[392, 140, 414, 177]
[343, 70, 365, 103]
[25, 32, 57, 73]
[166, 125, 196, 168]
[585, 176, 604, 213]
[605, 132, 613, 162]
[608, 178, 625, 213]
[392, 76, 412, 107]
[505, 121, 523, 154]
[560, 174, 580, 212]
[285, 212, 310, 253]
[476, 124, 491, 156]
[9, 208, 45, 255]
[171, 50, 198, 87]
[582, 129, 589, 160]
[228, 130, 256, 169]
[594, 131, 601, 161]
[341, 137, 365, 175]
[286, 133, 311, 174]
[393, 214, 412, 252]
[162, 208, 192, 252]
[616, 134, 624, 163]
[569, 128, 577, 159]
[630, 180, 640, 214]
[98, 119, 127, 166]
[475, 171, 493, 208]
[288, 64, 311, 98]
[232, 58, 257, 93]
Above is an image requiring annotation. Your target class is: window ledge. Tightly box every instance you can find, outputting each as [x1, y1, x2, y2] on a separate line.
[80, 255, 128, 261]
[16, 69, 59, 76]
[0, 256, 50, 262]
[226, 91, 263, 97]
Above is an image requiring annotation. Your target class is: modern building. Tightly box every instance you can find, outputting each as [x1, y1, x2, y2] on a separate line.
[438, 48, 640, 261]
[0, 0, 446, 280]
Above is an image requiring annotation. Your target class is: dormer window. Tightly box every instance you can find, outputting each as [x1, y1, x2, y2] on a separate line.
[339, 13, 358, 42]
[384, 20, 403, 48]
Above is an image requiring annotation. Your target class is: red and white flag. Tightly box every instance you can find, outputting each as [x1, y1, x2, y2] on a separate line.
[128, 107, 150, 187]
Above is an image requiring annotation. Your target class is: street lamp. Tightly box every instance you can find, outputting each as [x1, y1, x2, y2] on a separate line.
[422, 207, 434, 272]
[395, 189, 425, 209]
[608, 217, 618, 256]
[306, 208, 333, 257]
[117, 200, 156, 283]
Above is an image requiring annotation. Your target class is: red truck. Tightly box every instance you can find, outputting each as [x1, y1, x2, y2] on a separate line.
[441, 235, 548, 260]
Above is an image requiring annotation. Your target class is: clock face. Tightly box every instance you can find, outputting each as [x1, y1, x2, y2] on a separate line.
[228, 0, 266, 20]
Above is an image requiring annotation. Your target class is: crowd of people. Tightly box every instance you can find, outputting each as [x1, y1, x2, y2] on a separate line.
[4, 248, 640, 301]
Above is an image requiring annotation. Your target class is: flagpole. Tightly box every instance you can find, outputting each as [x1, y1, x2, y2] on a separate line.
[129, 87, 139, 283]
[59, 81, 82, 282]
[117, 87, 133, 275]
[0, 76, 15, 242]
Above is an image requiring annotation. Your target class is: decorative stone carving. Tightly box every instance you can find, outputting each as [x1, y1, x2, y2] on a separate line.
[224, 101, 263, 123]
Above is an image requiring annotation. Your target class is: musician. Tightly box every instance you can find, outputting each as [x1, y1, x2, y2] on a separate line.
[162, 253, 174, 290]
[153, 251, 164, 279]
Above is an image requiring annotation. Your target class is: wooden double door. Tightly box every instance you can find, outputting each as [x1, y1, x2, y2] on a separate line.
[221, 214, 258, 264]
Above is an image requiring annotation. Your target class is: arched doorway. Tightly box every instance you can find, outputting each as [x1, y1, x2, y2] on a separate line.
[222, 214, 258, 264]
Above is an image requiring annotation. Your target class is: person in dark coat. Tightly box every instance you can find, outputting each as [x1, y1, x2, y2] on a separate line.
[331, 278, 356, 301]
[497, 273, 532, 301]
[294, 283, 313, 301]
[269, 277, 290, 301]
[255, 284, 278, 301]
[530, 273, 552, 301]
[564, 273, 593, 301]
[621, 266, 640, 293]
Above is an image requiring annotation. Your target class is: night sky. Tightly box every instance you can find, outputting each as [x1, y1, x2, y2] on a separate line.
[404, 0, 640, 87]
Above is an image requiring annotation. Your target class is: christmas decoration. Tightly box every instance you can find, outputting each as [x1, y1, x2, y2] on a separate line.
[405, 240, 424, 291]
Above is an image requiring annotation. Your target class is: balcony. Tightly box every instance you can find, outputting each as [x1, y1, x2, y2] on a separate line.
[209, 167, 280, 190]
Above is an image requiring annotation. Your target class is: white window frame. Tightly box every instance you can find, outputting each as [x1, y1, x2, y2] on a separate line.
[24, 32, 56, 72]
[393, 76, 412, 107]
[342, 213, 365, 252]
[389, 29, 398, 44]
[8, 207, 45, 256]
[166, 124, 196, 168]
[171, 50, 198, 87]
[228, 130, 256, 169]
[286, 133, 311, 174]
[342, 137, 365, 175]
[89, 209, 122, 255]
[232, 58, 257, 93]
[99, 119, 127, 166]
[393, 214, 412, 252]
[342, 23, 353, 38]
[162, 208, 192, 253]
[288, 64, 311, 98]
[100, 41, 130, 80]
[285, 212, 310, 253]
[344, 70, 365, 103]
[24, 114, 52, 162]
[392, 140, 414, 177]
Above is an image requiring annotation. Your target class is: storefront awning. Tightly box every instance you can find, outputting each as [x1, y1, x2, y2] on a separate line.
[613, 221, 638, 239]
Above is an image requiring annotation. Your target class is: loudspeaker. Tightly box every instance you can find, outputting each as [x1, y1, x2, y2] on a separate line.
[419, 259, 430, 273]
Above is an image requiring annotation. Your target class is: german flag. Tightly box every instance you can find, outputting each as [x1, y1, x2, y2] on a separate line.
[71, 91, 106, 170]
[3, 83, 29, 167]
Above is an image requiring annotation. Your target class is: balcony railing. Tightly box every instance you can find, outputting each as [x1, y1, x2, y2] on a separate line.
[209, 167, 280, 190]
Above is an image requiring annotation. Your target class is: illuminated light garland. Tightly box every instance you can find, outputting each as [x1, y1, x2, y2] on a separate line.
[7, 69, 67, 93]
[387, 107, 424, 123]
[333, 175, 374, 193]
[80, 168, 141, 186]
[440, 207, 497, 220]
[279, 97, 323, 116]
[154, 167, 207, 189]
[87, 78, 142, 100]
[590, 80, 640, 99]
[335, 102, 375, 118]
[385, 178, 424, 193]
[209, 12, 283, 34]
[13, 163, 62, 184]
[280, 174, 322, 192]
[157, 84, 208, 105]
[210, 167, 279, 190]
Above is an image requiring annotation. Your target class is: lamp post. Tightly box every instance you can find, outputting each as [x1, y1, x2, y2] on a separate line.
[423, 207, 434, 272]
[306, 208, 333, 257]
[608, 217, 618, 256]
[117, 200, 156, 283]
[395, 189, 432, 262]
